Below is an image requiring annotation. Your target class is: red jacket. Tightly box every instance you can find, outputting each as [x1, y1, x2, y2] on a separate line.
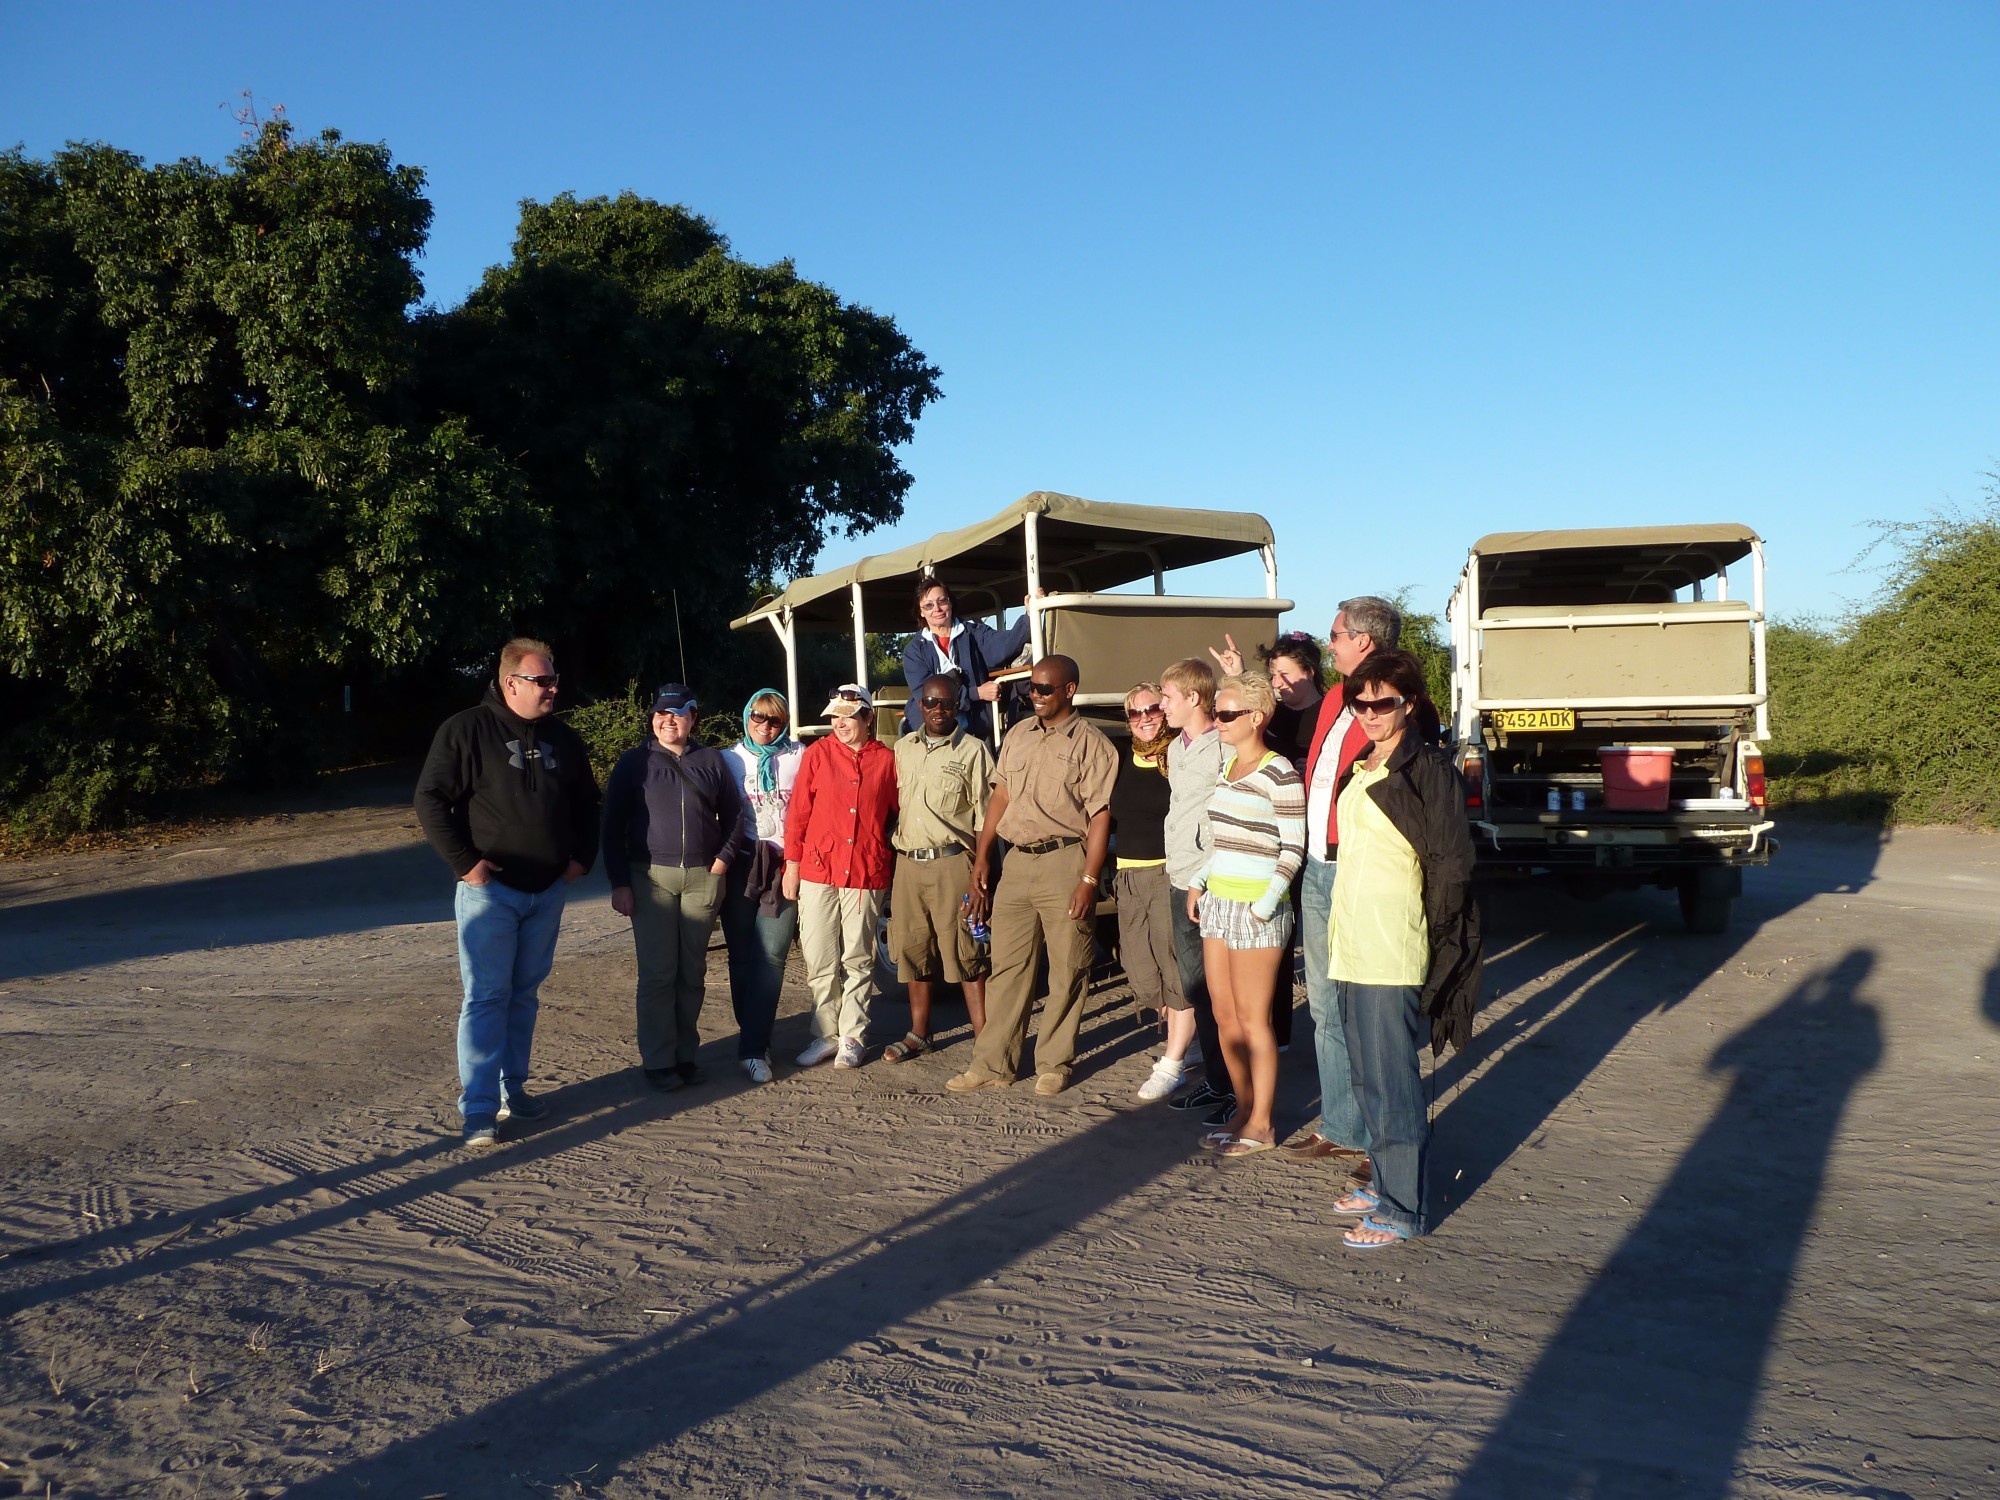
[1303, 685, 1374, 853]
[784, 734, 898, 890]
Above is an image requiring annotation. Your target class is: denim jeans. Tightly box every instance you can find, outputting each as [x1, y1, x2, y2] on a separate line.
[1169, 887, 1223, 1090]
[719, 881, 797, 1060]
[1337, 980, 1428, 1236]
[454, 878, 568, 1128]
[1302, 855, 1369, 1150]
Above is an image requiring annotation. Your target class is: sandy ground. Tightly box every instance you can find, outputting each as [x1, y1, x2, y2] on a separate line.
[1, 770, 1996, 1499]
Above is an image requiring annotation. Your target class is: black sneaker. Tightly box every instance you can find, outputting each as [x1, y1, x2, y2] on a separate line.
[676, 1062, 707, 1087]
[1203, 1098, 1238, 1128]
[644, 1068, 683, 1091]
[498, 1086, 550, 1122]
[1169, 1082, 1230, 1114]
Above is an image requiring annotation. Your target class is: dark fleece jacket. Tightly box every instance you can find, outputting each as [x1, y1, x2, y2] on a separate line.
[414, 686, 601, 893]
[600, 741, 746, 888]
[1336, 733, 1484, 1055]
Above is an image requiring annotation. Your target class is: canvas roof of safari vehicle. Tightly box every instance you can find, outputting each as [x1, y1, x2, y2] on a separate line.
[1469, 523, 1761, 609]
[731, 491, 1277, 632]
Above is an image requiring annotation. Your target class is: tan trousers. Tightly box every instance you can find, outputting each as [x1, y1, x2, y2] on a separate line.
[798, 880, 887, 1043]
[966, 843, 1095, 1081]
[631, 864, 724, 1069]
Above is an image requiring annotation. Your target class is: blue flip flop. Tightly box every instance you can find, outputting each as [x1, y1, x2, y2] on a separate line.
[1332, 1189, 1381, 1217]
[1343, 1215, 1413, 1251]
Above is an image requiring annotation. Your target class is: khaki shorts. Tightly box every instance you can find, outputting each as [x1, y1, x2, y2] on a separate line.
[890, 850, 989, 983]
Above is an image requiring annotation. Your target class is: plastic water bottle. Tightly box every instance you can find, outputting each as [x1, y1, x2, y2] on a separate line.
[961, 893, 990, 946]
[1546, 787, 1561, 812]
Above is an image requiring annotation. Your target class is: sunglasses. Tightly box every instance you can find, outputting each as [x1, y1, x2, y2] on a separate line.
[920, 695, 959, 710]
[748, 710, 787, 727]
[510, 672, 560, 689]
[1125, 705, 1164, 720]
[1351, 694, 1406, 716]
[1213, 707, 1258, 723]
[1025, 681, 1061, 697]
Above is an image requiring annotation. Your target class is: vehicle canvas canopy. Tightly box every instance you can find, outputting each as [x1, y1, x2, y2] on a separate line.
[732, 491, 1292, 735]
[1468, 525, 1760, 609]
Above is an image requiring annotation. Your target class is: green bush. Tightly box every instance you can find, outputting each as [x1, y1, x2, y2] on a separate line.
[564, 685, 746, 788]
[1766, 492, 2000, 827]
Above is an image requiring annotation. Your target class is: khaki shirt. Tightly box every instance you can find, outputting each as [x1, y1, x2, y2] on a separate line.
[893, 729, 995, 852]
[991, 711, 1119, 845]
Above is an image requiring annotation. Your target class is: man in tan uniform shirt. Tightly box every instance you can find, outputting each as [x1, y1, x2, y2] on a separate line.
[947, 655, 1118, 1096]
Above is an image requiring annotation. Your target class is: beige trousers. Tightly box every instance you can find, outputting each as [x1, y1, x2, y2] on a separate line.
[966, 843, 1095, 1082]
[797, 880, 887, 1043]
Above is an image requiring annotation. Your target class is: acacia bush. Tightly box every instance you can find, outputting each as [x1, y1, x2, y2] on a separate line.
[1766, 492, 2000, 827]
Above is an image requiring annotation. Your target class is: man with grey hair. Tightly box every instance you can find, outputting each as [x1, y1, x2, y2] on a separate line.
[1286, 597, 1401, 1176]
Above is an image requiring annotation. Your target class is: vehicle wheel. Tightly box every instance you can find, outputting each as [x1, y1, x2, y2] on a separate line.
[1678, 868, 1735, 934]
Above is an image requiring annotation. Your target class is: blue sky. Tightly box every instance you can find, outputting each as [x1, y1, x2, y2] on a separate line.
[6, 2, 1996, 634]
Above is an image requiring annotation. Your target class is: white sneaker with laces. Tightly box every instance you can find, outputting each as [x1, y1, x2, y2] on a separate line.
[834, 1036, 866, 1069]
[1136, 1058, 1186, 1103]
[741, 1056, 774, 1084]
[796, 1036, 839, 1068]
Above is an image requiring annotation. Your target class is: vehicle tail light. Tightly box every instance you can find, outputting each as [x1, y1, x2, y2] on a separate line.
[1743, 748, 1767, 809]
[1460, 751, 1484, 811]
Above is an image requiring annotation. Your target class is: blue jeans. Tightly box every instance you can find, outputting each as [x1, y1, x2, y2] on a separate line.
[719, 882, 797, 1060]
[1337, 980, 1428, 1236]
[454, 878, 568, 1128]
[1303, 856, 1369, 1150]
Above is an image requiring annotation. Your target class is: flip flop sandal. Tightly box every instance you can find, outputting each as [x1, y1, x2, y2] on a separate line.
[1342, 1216, 1413, 1251]
[1216, 1136, 1275, 1159]
[883, 1032, 930, 1062]
[1332, 1189, 1382, 1217]
[1198, 1130, 1238, 1152]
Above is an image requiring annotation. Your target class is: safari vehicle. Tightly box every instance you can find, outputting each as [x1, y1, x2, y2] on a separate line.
[731, 491, 1292, 738]
[1446, 524, 1777, 933]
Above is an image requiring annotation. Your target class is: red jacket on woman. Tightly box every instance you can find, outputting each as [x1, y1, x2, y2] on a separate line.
[783, 733, 899, 889]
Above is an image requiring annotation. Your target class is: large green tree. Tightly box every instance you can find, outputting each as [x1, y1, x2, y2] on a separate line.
[1, 123, 543, 831]
[418, 191, 941, 693]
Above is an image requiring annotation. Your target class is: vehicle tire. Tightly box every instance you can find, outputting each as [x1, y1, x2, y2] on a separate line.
[1678, 868, 1736, 934]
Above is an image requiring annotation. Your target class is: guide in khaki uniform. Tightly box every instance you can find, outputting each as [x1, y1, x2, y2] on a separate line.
[947, 655, 1118, 1096]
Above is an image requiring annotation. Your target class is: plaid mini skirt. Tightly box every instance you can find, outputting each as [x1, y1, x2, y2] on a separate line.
[1197, 891, 1294, 951]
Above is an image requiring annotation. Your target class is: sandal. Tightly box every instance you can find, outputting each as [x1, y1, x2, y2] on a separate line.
[1217, 1136, 1275, 1159]
[1199, 1130, 1237, 1152]
[1342, 1216, 1413, 1250]
[882, 1032, 930, 1063]
[1332, 1189, 1382, 1217]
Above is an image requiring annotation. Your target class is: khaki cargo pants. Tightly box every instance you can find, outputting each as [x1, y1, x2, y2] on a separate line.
[964, 843, 1095, 1083]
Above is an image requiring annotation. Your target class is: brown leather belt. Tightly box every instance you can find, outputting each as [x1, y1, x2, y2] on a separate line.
[1012, 836, 1082, 855]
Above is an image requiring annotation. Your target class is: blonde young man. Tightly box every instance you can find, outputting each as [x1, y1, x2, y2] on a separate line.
[885, 674, 997, 1059]
[947, 655, 1118, 1096]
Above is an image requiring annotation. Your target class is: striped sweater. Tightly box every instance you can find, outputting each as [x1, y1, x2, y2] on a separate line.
[1193, 749, 1307, 919]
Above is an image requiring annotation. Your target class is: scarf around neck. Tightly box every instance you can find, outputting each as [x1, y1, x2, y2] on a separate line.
[739, 688, 795, 793]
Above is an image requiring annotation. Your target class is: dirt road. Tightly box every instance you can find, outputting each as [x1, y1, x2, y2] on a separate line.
[1, 780, 1995, 1498]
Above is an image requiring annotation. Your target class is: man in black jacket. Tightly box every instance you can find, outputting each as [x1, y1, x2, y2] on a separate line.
[415, 638, 601, 1148]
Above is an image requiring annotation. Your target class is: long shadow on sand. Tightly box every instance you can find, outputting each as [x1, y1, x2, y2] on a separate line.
[0, 843, 455, 982]
[1982, 948, 2000, 1031]
[1450, 949, 1881, 1498]
[271, 1105, 1194, 1498]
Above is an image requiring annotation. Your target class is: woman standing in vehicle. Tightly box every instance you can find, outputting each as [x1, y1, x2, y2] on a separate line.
[721, 689, 803, 1085]
[1186, 672, 1306, 1157]
[784, 685, 899, 1069]
[1325, 649, 1481, 1249]
[900, 575, 1035, 740]
[603, 684, 746, 1091]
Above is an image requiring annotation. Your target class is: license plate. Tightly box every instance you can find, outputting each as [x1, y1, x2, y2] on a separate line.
[1492, 708, 1575, 732]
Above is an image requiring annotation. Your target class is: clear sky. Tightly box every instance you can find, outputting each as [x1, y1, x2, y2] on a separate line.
[6, 2, 1996, 634]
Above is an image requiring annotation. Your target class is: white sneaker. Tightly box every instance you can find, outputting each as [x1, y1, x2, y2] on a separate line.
[1136, 1058, 1186, 1103]
[834, 1036, 866, 1069]
[795, 1037, 839, 1068]
[741, 1057, 773, 1085]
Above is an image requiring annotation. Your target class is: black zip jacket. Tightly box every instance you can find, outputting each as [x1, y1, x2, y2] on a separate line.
[414, 686, 602, 893]
[1336, 733, 1484, 1055]
[600, 741, 746, 888]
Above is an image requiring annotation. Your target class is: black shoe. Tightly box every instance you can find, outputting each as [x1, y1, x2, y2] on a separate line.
[1203, 1098, 1239, 1128]
[498, 1086, 550, 1122]
[1169, 1082, 1229, 1114]
[644, 1068, 683, 1091]
[676, 1062, 707, 1086]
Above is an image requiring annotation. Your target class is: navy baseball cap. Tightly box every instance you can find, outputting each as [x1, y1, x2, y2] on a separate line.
[651, 683, 698, 714]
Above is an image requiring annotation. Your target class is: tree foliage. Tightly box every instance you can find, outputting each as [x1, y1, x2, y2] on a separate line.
[0, 130, 939, 836]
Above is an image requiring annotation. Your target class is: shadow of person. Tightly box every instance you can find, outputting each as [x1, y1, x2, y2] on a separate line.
[1983, 947, 2000, 1031]
[1450, 949, 1881, 1499]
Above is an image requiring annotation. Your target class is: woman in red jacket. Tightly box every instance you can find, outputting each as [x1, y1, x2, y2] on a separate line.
[782, 684, 899, 1069]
